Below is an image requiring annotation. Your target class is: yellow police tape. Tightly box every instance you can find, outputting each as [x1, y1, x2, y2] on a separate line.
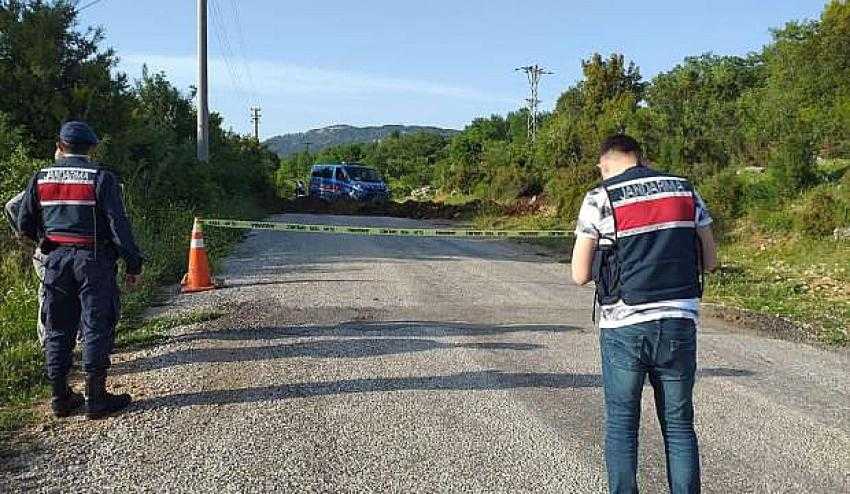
[200, 218, 574, 239]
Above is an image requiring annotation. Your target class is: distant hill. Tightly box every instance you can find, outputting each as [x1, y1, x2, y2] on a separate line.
[263, 124, 459, 157]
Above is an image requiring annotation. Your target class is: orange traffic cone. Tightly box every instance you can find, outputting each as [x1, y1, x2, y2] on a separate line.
[180, 218, 217, 293]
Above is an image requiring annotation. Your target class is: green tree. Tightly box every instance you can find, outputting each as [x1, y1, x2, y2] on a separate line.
[315, 143, 365, 163]
[0, 0, 131, 155]
[544, 53, 645, 167]
[644, 54, 764, 174]
[0, 111, 46, 203]
[741, 1, 850, 169]
[537, 53, 645, 216]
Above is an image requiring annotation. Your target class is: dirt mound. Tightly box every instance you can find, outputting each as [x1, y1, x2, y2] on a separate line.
[503, 194, 553, 216]
[280, 196, 505, 220]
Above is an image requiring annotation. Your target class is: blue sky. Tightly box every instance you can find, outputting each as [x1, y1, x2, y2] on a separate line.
[78, 0, 825, 138]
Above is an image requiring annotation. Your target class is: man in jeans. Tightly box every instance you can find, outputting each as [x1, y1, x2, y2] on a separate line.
[571, 134, 717, 493]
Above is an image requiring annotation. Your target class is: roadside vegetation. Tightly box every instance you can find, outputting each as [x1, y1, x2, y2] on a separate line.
[276, 1, 850, 344]
[0, 2, 278, 435]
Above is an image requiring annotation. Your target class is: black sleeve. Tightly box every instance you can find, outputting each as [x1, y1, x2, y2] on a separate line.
[16, 174, 41, 241]
[97, 171, 145, 275]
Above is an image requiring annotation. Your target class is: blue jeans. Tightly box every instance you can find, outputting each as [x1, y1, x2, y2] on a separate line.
[600, 318, 700, 494]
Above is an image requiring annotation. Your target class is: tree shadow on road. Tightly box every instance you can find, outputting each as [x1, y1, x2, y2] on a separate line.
[179, 321, 581, 342]
[131, 370, 600, 411]
[112, 337, 548, 375]
[218, 279, 383, 289]
[130, 367, 753, 411]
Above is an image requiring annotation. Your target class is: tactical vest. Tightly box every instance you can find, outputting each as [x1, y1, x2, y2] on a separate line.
[592, 166, 703, 308]
[36, 164, 99, 246]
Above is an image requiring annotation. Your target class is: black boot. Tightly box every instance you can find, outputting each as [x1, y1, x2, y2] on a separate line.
[50, 377, 84, 418]
[85, 371, 131, 420]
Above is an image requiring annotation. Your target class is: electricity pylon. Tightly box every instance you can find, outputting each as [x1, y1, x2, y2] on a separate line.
[515, 64, 553, 143]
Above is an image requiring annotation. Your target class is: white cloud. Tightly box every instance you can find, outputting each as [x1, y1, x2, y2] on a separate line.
[119, 54, 513, 104]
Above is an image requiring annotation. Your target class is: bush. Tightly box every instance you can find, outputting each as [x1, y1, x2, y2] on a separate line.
[840, 165, 850, 202]
[750, 208, 795, 233]
[388, 175, 420, 199]
[0, 250, 41, 395]
[738, 174, 783, 211]
[770, 135, 817, 192]
[792, 185, 849, 236]
[275, 176, 298, 199]
[486, 165, 525, 201]
[0, 114, 46, 202]
[547, 164, 598, 222]
[697, 169, 743, 234]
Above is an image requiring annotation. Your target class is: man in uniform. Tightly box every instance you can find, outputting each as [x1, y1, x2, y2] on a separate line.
[17, 121, 145, 420]
[5, 190, 49, 347]
[571, 134, 717, 493]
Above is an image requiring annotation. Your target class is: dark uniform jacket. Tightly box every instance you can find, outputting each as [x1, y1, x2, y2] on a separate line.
[17, 156, 144, 275]
[592, 166, 703, 306]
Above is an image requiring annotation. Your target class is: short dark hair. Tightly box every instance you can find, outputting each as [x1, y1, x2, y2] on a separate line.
[600, 134, 641, 162]
[59, 140, 94, 155]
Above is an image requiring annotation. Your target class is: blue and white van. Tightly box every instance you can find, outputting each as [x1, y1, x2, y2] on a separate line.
[309, 163, 390, 202]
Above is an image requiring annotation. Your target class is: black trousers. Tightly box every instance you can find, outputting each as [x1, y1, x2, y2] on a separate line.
[41, 246, 119, 379]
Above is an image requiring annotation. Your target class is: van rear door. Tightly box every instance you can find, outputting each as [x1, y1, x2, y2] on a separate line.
[309, 167, 323, 197]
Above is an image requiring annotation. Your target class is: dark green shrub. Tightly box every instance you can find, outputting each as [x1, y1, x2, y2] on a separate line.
[738, 174, 783, 211]
[750, 208, 794, 233]
[792, 185, 847, 236]
[840, 166, 850, 202]
[547, 164, 598, 222]
[487, 165, 525, 201]
[770, 135, 817, 192]
[697, 169, 743, 234]
[0, 114, 46, 202]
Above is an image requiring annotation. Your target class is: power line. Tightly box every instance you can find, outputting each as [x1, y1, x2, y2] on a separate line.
[226, 0, 260, 104]
[77, 0, 107, 11]
[209, 0, 245, 94]
[210, 0, 259, 135]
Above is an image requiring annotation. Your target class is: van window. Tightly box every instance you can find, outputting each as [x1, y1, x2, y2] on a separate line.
[344, 166, 382, 183]
[311, 168, 323, 178]
[335, 168, 347, 181]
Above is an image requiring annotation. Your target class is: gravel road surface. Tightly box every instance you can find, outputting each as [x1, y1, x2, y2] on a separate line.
[3, 213, 849, 493]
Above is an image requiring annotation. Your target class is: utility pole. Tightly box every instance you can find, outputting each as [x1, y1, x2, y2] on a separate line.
[515, 64, 553, 144]
[250, 106, 261, 141]
[197, 0, 210, 162]
[304, 140, 311, 154]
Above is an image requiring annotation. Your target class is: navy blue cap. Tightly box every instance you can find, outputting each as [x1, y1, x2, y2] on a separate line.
[59, 121, 99, 146]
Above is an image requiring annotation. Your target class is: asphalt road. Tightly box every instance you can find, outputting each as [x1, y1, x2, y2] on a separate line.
[3, 213, 849, 493]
